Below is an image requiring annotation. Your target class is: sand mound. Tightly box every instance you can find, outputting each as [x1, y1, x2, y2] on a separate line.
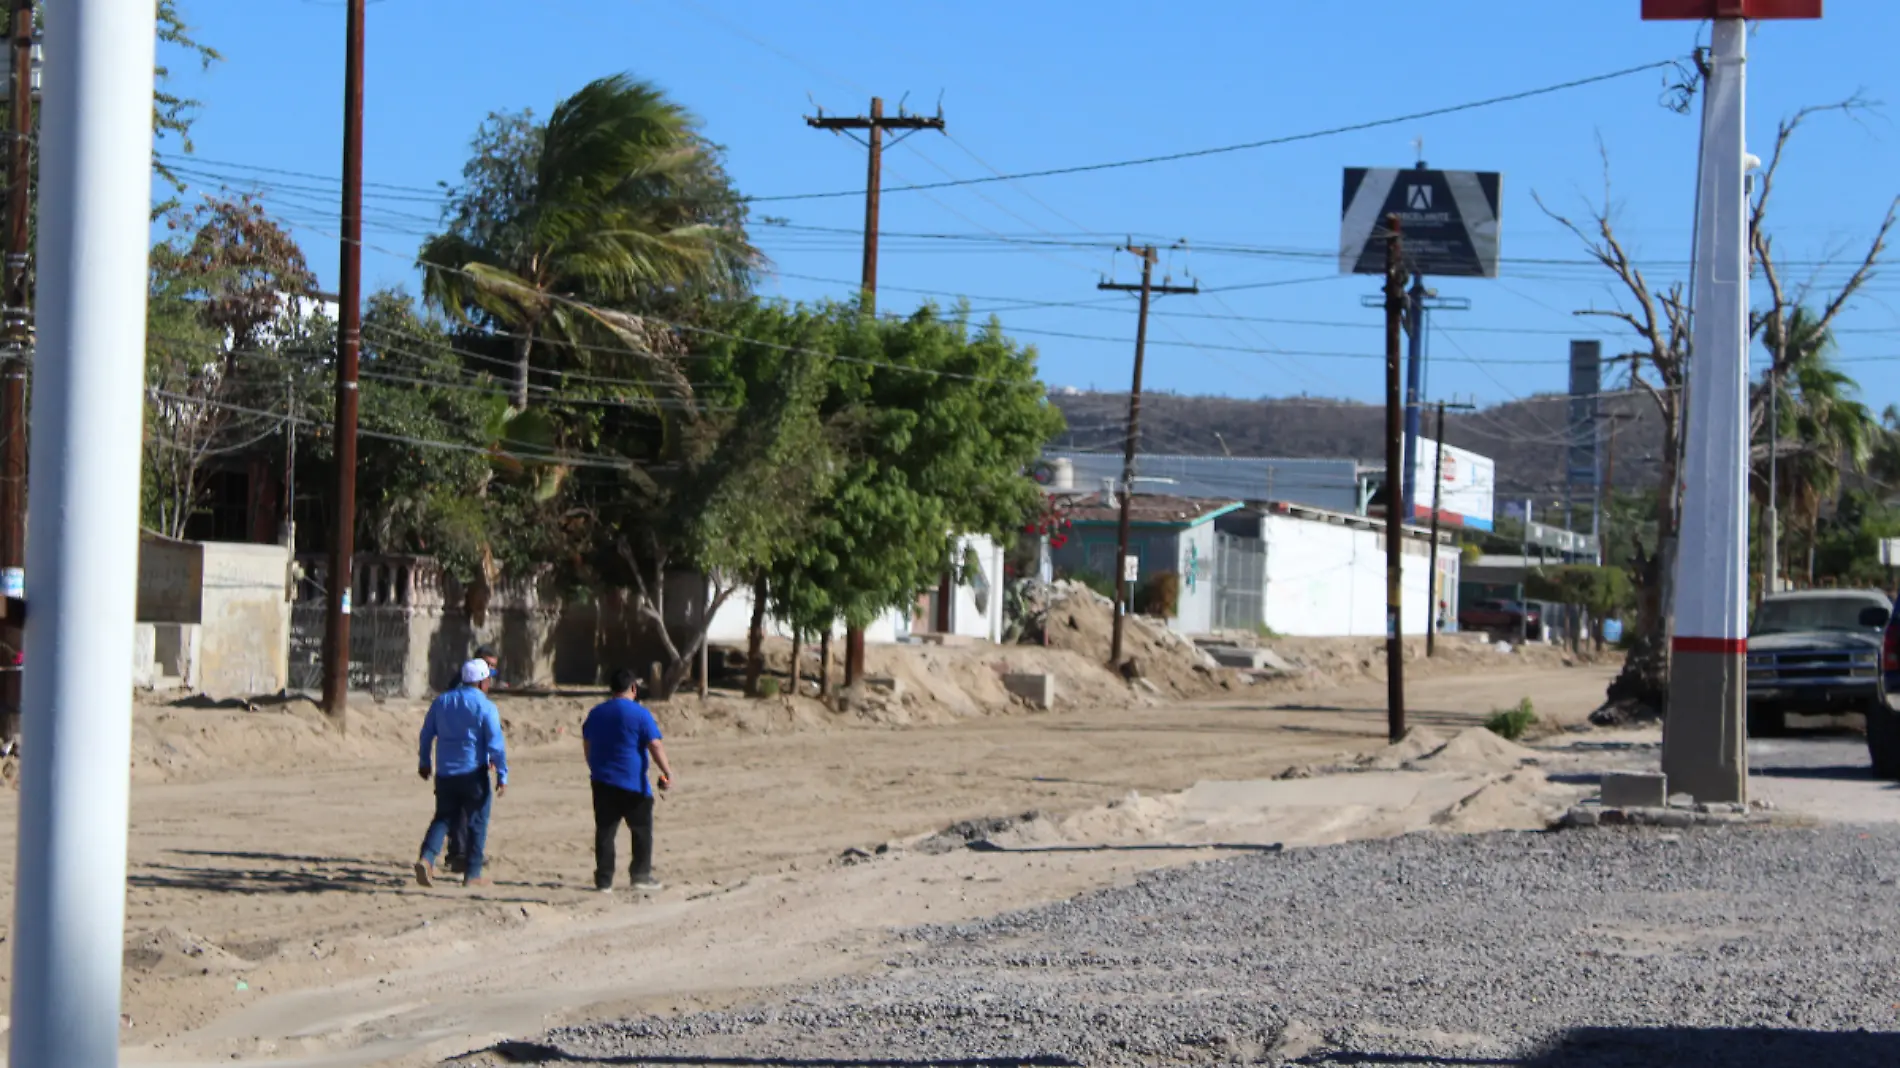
[1431, 769, 1561, 833]
[1032, 581, 1229, 699]
[989, 791, 1185, 849]
[1359, 727, 1449, 770]
[1407, 727, 1539, 774]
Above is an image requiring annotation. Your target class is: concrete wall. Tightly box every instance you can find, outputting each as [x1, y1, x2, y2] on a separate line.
[1172, 521, 1219, 636]
[137, 533, 203, 624]
[197, 542, 292, 697]
[947, 535, 1006, 642]
[134, 535, 290, 697]
[1258, 512, 1459, 637]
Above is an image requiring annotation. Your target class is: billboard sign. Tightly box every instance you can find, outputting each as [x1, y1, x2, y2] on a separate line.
[1641, 1, 1820, 19]
[1567, 339, 1601, 491]
[1340, 167, 1502, 278]
[1411, 437, 1495, 531]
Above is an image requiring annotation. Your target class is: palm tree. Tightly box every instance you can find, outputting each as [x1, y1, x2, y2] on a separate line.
[420, 74, 758, 408]
[1753, 308, 1879, 580]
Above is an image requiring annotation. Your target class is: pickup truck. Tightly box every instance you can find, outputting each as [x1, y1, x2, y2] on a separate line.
[1457, 599, 1540, 637]
[1873, 592, 1900, 779]
[1747, 589, 1890, 738]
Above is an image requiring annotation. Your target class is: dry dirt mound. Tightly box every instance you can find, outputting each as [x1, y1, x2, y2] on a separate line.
[1407, 727, 1540, 774]
[1431, 769, 1562, 833]
[980, 791, 1184, 850]
[1032, 581, 1228, 699]
[1358, 727, 1451, 770]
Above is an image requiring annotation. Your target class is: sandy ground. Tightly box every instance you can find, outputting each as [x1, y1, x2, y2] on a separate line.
[0, 659, 1613, 1067]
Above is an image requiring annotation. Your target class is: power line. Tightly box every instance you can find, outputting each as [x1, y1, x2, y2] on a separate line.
[748, 58, 1683, 202]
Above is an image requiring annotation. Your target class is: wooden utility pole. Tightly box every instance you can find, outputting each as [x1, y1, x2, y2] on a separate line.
[0, 0, 32, 744]
[321, 0, 366, 725]
[806, 96, 944, 687]
[1098, 246, 1197, 668]
[1424, 399, 1475, 658]
[1382, 216, 1406, 742]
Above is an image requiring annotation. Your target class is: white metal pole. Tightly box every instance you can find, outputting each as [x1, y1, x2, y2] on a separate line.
[1662, 16, 1749, 804]
[9, 3, 157, 1066]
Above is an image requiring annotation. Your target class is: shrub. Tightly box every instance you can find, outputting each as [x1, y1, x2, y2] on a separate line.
[1136, 571, 1181, 618]
[757, 677, 781, 699]
[1485, 698, 1539, 740]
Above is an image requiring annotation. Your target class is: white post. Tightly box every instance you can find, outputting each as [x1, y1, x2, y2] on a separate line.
[1663, 17, 1750, 804]
[9, 4, 156, 1066]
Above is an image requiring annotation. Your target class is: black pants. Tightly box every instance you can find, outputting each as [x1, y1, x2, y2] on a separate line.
[591, 780, 654, 889]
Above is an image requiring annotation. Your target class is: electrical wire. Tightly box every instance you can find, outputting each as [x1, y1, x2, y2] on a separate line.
[747, 59, 1684, 202]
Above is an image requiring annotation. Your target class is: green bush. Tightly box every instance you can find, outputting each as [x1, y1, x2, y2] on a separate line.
[757, 677, 781, 699]
[1485, 698, 1539, 741]
[1136, 571, 1180, 618]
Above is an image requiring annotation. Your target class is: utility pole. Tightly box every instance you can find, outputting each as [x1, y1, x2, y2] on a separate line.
[1100, 245, 1197, 668]
[1381, 216, 1406, 742]
[806, 95, 943, 688]
[281, 373, 296, 548]
[1595, 411, 1634, 567]
[1763, 353, 1782, 597]
[0, 0, 34, 744]
[321, 0, 366, 726]
[1641, 0, 1815, 804]
[9, 1, 158, 1065]
[1518, 497, 1533, 646]
[1425, 399, 1475, 658]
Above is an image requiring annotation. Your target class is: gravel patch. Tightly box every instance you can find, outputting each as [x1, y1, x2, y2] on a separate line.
[489, 823, 1900, 1067]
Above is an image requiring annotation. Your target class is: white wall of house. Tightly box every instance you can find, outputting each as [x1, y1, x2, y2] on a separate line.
[1170, 521, 1220, 636]
[1258, 511, 1460, 637]
[694, 534, 1004, 647]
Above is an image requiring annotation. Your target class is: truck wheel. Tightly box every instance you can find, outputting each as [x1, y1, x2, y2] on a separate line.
[1746, 706, 1786, 738]
[1868, 701, 1900, 781]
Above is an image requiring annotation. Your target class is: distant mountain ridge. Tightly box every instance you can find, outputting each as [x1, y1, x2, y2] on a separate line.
[1046, 390, 1665, 500]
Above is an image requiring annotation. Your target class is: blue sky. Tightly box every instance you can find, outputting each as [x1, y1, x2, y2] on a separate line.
[159, 1, 1900, 435]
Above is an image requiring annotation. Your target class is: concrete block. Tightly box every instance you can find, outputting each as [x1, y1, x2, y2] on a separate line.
[1601, 772, 1667, 809]
[1003, 672, 1056, 709]
[861, 674, 903, 697]
[1204, 646, 1271, 670]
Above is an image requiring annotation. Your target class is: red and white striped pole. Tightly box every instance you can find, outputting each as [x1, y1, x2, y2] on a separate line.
[1644, 0, 1821, 801]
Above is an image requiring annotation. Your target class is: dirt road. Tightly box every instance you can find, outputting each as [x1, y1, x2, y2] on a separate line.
[0, 662, 1613, 1067]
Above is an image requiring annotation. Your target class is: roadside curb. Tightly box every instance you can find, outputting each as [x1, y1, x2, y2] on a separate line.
[1558, 801, 1775, 830]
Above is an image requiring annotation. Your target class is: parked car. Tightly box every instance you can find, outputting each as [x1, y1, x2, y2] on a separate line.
[1457, 599, 1540, 637]
[1747, 589, 1889, 739]
[1873, 592, 1900, 779]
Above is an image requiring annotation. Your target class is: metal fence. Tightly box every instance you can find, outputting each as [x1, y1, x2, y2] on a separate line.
[288, 601, 411, 697]
[1214, 533, 1266, 632]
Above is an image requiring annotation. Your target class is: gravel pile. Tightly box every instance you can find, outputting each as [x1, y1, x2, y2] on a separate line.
[493, 825, 1900, 1066]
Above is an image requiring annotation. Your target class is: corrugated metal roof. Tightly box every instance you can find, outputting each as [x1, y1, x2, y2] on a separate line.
[1048, 451, 1369, 514]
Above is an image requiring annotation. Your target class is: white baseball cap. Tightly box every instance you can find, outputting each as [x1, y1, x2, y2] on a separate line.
[461, 658, 492, 685]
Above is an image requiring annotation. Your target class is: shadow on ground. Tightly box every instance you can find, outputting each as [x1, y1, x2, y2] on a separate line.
[476, 1042, 1080, 1067]
[1316, 1026, 1900, 1067]
[1519, 1026, 1900, 1068]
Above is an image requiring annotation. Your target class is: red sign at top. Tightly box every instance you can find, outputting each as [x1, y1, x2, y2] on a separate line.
[1642, 0, 1820, 17]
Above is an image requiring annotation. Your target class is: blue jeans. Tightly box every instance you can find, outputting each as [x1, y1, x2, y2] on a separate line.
[420, 770, 492, 879]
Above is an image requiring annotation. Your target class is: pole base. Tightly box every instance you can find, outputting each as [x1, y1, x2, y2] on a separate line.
[1661, 643, 1747, 804]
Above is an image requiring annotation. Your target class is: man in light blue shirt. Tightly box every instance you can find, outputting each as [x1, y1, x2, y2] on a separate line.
[416, 658, 509, 887]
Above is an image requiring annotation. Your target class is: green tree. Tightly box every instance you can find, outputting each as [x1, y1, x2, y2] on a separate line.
[142, 196, 313, 537]
[574, 301, 845, 697]
[769, 304, 1066, 647]
[1753, 308, 1879, 583]
[1527, 564, 1633, 652]
[419, 74, 758, 409]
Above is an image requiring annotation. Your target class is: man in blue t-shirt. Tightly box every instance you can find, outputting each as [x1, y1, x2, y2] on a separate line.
[582, 668, 673, 892]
